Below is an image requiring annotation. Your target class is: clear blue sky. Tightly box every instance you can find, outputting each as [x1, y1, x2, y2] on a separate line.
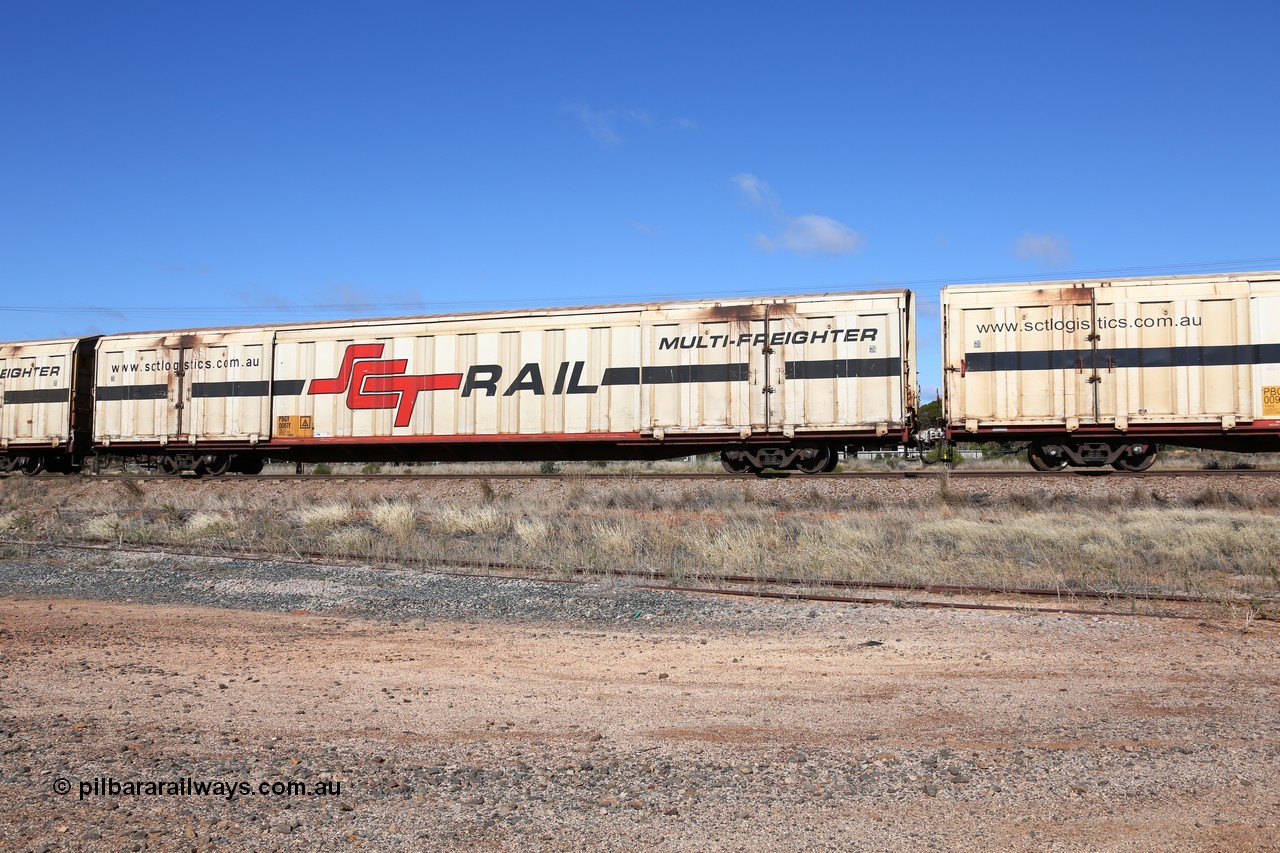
[3, 1, 1278, 397]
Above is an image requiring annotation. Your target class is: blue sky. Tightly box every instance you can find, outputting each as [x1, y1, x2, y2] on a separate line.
[3, 1, 1278, 397]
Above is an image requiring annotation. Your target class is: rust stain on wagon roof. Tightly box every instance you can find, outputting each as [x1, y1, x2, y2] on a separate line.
[1033, 284, 1097, 305]
[139, 331, 234, 349]
[698, 300, 798, 323]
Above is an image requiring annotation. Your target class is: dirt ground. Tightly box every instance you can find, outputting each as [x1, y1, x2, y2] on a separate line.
[2, 586, 1278, 851]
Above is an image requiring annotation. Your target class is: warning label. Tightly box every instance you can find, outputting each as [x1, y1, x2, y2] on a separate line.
[1263, 387, 1280, 417]
[276, 415, 314, 438]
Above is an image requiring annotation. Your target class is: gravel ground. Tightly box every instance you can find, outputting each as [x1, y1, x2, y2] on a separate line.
[1, 545, 1279, 851]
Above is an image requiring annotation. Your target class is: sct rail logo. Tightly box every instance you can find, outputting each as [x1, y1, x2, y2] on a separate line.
[308, 344, 463, 427]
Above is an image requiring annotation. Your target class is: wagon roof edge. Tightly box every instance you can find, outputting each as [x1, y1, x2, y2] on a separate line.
[77, 287, 914, 341]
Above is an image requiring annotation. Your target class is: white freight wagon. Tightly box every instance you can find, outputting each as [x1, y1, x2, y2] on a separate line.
[941, 271, 1280, 470]
[268, 290, 918, 473]
[0, 337, 96, 474]
[93, 328, 276, 474]
[81, 290, 915, 474]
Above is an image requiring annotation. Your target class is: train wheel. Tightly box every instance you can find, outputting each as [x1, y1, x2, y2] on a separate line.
[0, 457, 15, 474]
[157, 454, 181, 476]
[720, 451, 758, 475]
[1027, 444, 1067, 472]
[18, 455, 45, 476]
[794, 444, 835, 474]
[1114, 449, 1156, 472]
[199, 454, 231, 476]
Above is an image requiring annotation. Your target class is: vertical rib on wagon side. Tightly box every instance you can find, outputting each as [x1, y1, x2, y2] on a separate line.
[263, 290, 916, 471]
[941, 270, 1280, 470]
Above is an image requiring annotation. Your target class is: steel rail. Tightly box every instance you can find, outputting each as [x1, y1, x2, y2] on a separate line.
[4, 539, 1272, 621]
[9, 467, 1280, 482]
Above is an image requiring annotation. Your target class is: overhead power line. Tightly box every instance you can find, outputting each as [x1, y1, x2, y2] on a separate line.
[2, 255, 1278, 318]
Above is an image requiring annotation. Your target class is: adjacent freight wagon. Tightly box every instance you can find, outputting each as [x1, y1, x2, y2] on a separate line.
[941, 270, 1280, 470]
[0, 337, 96, 474]
[78, 290, 918, 475]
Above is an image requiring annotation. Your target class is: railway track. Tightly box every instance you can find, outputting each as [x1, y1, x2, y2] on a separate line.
[5, 538, 1274, 623]
[9, 467, 1278, 482]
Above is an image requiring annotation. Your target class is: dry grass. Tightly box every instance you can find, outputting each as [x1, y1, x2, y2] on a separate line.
[296, 501, 355, 532]
[4, 471, 1280, 606]
[369, 501, 417, 544]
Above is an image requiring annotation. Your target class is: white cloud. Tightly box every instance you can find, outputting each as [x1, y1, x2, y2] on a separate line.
[1013, 233, 1073, 267]
[733, 174, 864, 257]
[562, 103, 660, 146]
[564, 103, 620, 145]
[562, 103, 699, 146]
[731, 173, 775, 212]
[619, 108, 652, 125]
[755, 215, 865, 256]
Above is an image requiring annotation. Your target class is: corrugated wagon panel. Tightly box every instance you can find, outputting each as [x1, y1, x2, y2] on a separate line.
[94, 341, 176, 442]
[0, 339, 78, 447]
[94, 330, 274, 445]
[266, 290, 915, 449]
[1252, 290, 1280, 418]
[943, 272, 1280, 440]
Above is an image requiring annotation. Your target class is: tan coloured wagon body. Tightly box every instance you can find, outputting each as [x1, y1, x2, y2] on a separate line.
[0, 338, 81, 449]
[941, 271, 1280, 467]
[93, 329, 276, 448]
[86, 290, 916, 470]
[267, 290, 917, 463]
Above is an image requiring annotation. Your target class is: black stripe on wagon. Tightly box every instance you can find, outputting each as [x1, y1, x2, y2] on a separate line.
[192, 381, 270, 398]
[95, 384, 168, 401]
[965, 343, 1280, 373]
[643, 363, 749, 384]
[785, 357, 903, 380]
[600, 364, 750, 386]
[192, 380, 307, 398]
[3, 388, 71, 405]
[600, 367, 640, 386]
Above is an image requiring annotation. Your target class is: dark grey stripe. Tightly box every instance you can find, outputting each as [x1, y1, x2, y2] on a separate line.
[600, 364, 750, 386]
[600, 367, 641, 386]
[785, 357, 902, 380]
[97, 380, 305, 401]
[965, 343, 1280, 373]
[96, 384, 168, 401]
[192, 381, 270, 398]
[191, 379, 306, 397]
[3, 388, 70, 405]
[642, 363, 749, 384]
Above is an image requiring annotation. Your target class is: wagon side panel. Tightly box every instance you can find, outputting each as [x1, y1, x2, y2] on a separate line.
[944, 271, 1280, 442]
[0, 339, 78, 449]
